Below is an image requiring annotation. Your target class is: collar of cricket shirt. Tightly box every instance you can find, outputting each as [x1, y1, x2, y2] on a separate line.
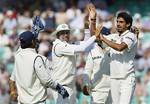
[22, 48, 36, 53]
[55, 39, 65, 44]
[119, 30, 130, 37]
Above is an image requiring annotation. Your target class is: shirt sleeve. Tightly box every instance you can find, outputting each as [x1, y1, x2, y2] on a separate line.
[34, 56, 57, 89]
[74, 36, 96, 53]
[55, 36, 96, 56]
[122, 33, 137, 50]
[84, 29, 91, 41]
[83, 53, 93, 86]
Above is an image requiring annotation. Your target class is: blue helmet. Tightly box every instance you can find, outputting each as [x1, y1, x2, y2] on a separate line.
[19, 31, 35, 48]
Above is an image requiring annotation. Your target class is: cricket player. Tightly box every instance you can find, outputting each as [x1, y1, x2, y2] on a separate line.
[81, 4, 111, 104]
[9, 31, 69, 104]
[82, 43, 111, 104]
[50, 6, 101, 103]
[98, 12, 138, 104]
[51, 22, 101, 104]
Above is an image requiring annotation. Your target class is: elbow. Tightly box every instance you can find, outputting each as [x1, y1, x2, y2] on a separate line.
[115, 43, 127, 52]
[117, 48, 124, 52]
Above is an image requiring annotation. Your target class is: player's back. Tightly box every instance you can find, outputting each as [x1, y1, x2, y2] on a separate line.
[13, 48, 47, 103]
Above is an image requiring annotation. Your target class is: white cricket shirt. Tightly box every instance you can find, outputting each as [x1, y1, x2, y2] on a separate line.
[110, 30, 137, 78]
[10, 48, 57, 103]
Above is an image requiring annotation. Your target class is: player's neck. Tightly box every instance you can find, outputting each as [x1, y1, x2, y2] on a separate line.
[118, 30, 127, 36]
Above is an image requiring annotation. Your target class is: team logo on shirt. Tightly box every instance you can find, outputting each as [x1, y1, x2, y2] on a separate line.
[92, 56, 102, 60]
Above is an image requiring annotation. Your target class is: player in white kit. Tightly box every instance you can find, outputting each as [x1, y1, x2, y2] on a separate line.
[82, 4, 111, 104]
[9, 31, 69, 104]
[98, 12, 138, 104]
[51, 8, 101, 103]
[83, 43, 111, 104]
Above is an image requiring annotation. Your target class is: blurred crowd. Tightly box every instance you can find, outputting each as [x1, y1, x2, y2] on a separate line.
[0, 0, 150, 104]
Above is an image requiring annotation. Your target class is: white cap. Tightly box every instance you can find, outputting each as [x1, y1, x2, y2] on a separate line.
[51, 24, 70, 36]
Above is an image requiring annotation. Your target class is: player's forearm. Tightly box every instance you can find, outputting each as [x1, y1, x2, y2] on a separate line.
[82, 73, 91, 86]
[35, 68, 57, 89]
[83, 61, 93, 86]
[84, 29, 91, 41]
[83, 68, 92, 85]
[74, 36, 96, 53]
[101, 36, 126, 51]
[44, 77, 58, 89]
[90, 19, 96, 36]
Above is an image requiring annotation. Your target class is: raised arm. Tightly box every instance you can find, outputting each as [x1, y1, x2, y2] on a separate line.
[83, 3, 96, 41]
[87, 3, 96, 36]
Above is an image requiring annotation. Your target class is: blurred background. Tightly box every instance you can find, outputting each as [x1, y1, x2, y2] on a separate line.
[0, 0, 150, 104]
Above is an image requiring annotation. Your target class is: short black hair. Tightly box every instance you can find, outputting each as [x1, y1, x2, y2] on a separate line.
[117, 12, 133, 30]
[20, 40, 33, 49]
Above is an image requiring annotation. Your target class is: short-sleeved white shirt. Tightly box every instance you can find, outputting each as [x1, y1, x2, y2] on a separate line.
[110, 30, 137, 78]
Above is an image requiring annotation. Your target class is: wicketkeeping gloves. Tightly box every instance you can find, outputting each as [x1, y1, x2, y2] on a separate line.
[56, 83, 69, 99]
[32, 16, 45, 38]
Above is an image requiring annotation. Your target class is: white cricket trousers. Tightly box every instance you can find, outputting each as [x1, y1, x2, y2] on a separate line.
[110, 72, 136, 104]
[51, 86, 76, 104]
[91, 75, 111, 104]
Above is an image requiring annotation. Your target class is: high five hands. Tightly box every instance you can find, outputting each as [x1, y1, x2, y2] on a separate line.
[87, 3, 96, 20]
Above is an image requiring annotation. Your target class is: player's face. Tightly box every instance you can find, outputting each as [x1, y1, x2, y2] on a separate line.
[116, 17, 128, 34]
[59, 31, 70, 42]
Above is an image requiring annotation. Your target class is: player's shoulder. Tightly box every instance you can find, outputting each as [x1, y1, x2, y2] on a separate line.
[126, 31, 135, 37]
[53, 39, 66, 48]
[53, 39, 62, 45]
[125, 31, 137, 40]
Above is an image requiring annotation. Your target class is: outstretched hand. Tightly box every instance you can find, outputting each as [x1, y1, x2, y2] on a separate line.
[87, 3, 96, 19]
